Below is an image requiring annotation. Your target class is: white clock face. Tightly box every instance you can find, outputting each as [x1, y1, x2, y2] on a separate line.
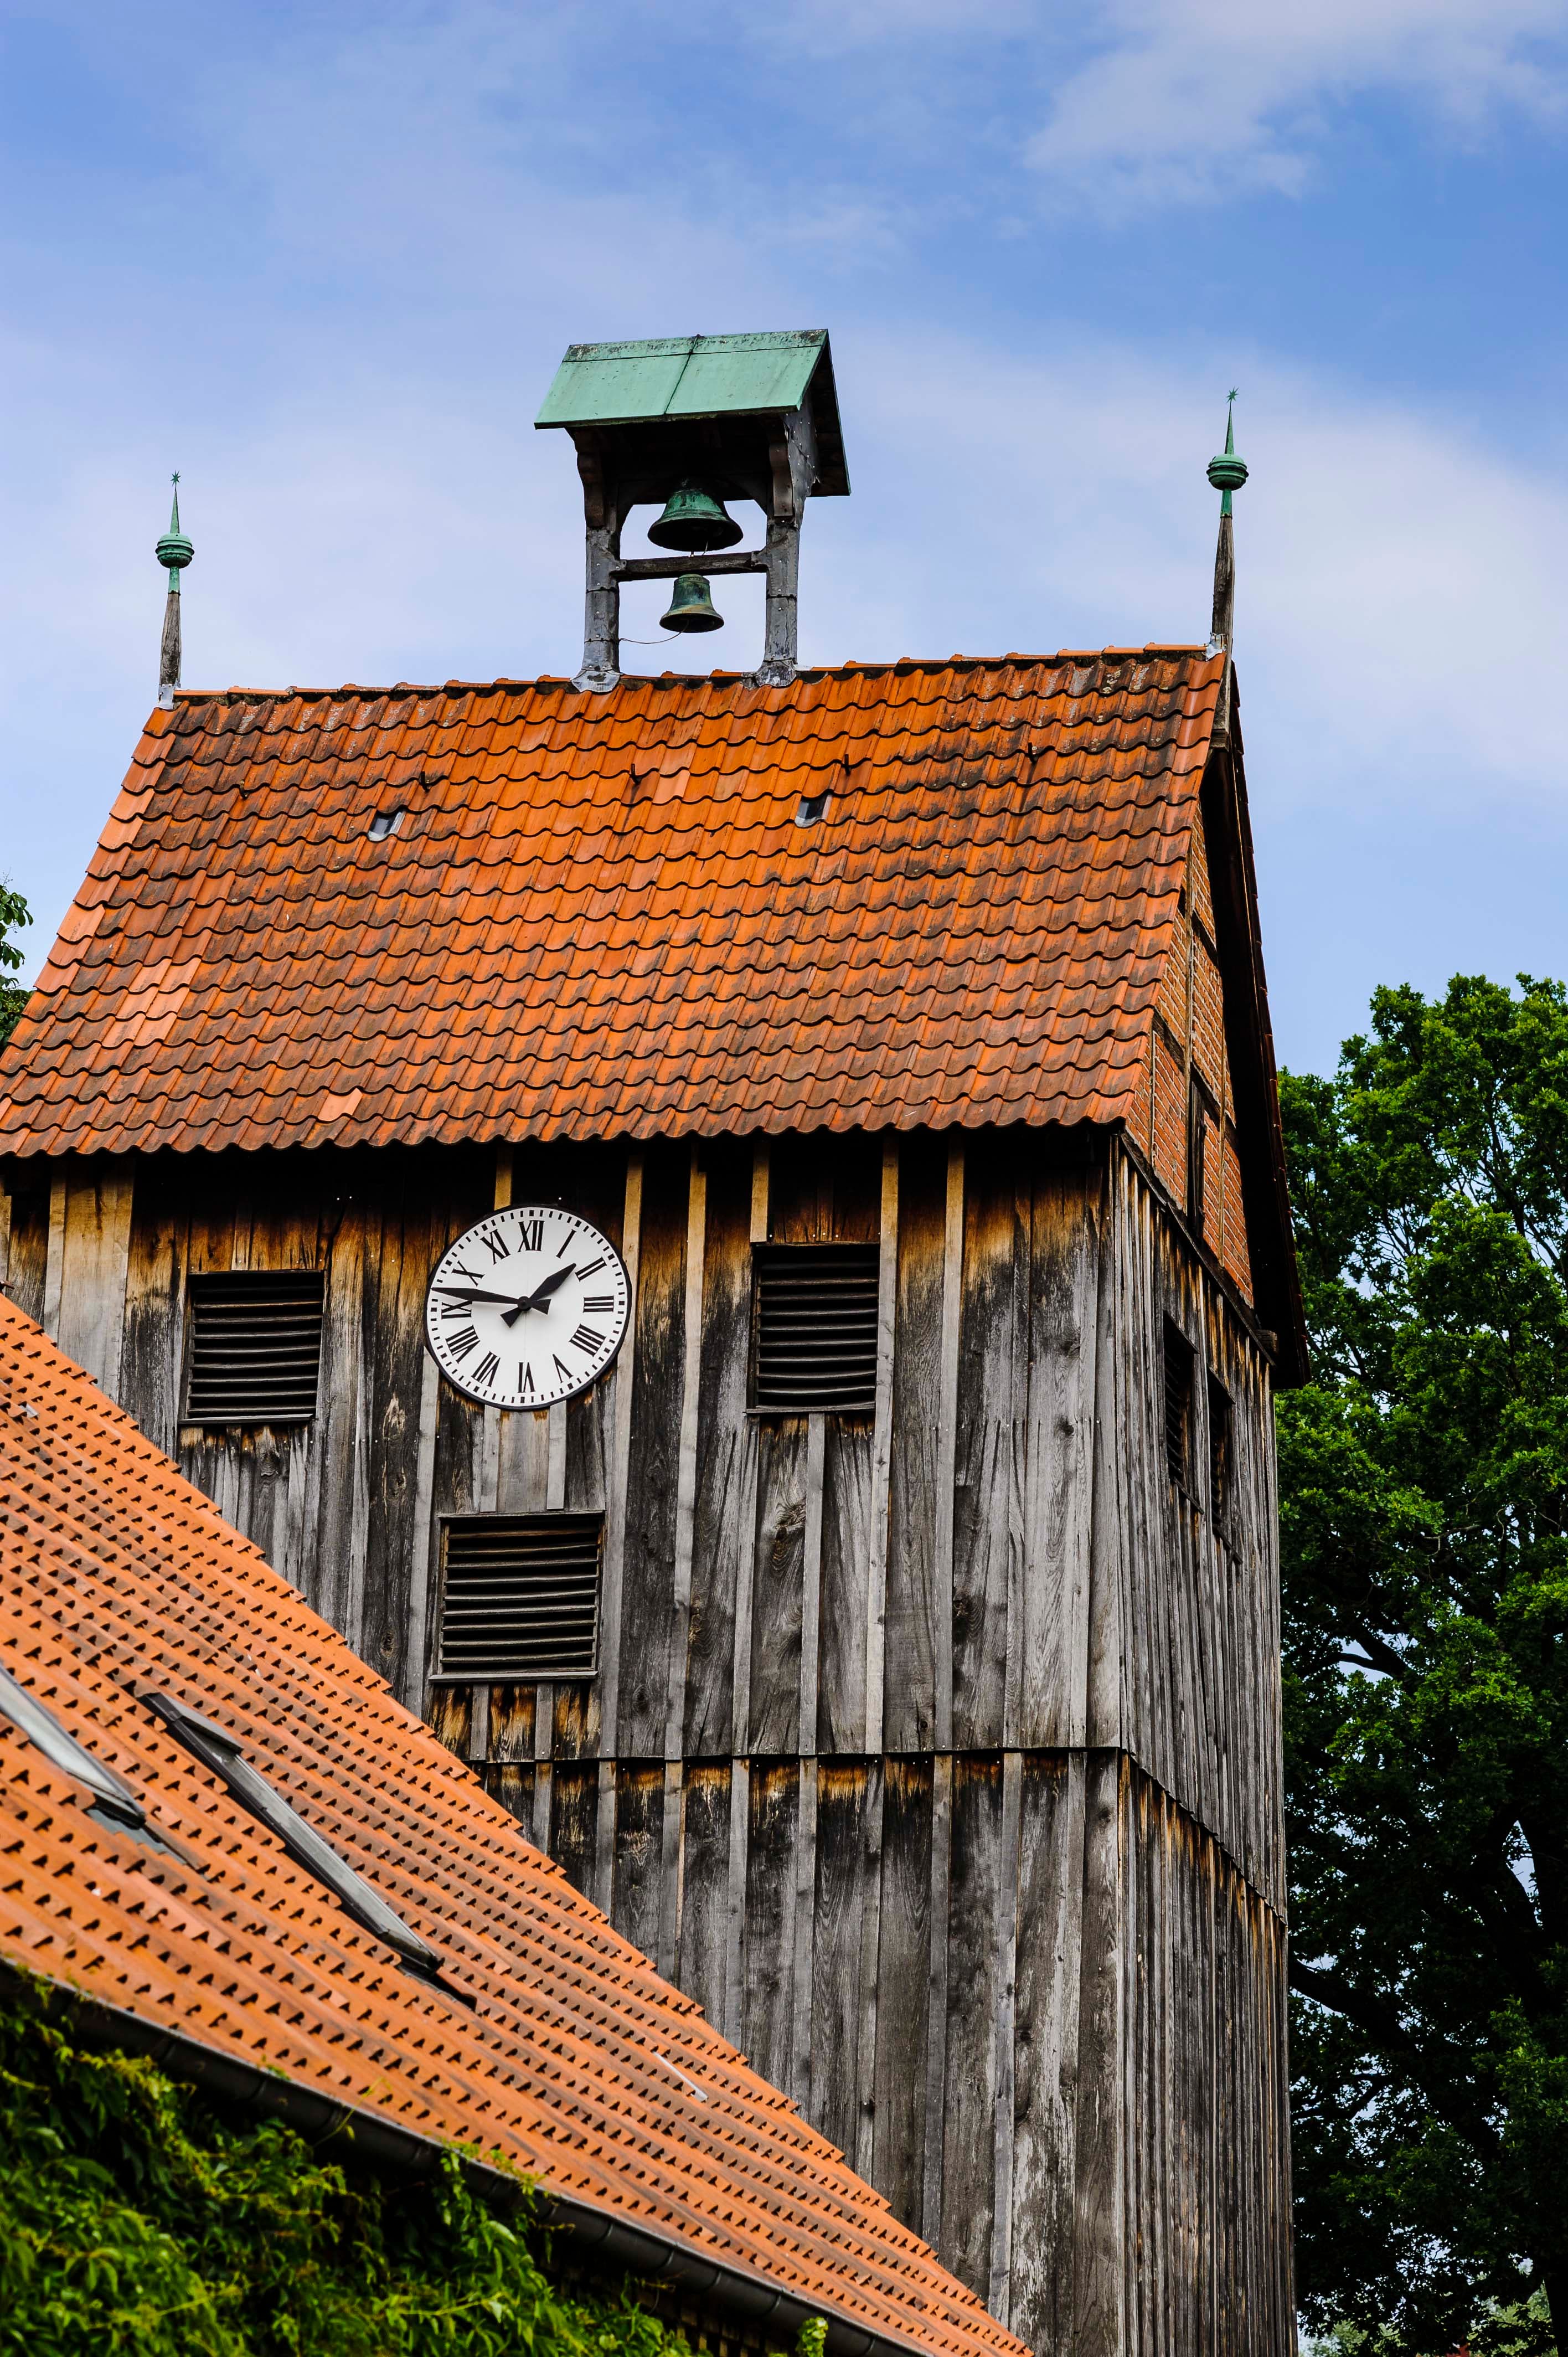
[424, 1206, 631, 1409]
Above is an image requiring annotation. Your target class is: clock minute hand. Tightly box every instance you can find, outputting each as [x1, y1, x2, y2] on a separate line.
[434, 1285, 534, 1309]
[501, 1264, 577, 1327]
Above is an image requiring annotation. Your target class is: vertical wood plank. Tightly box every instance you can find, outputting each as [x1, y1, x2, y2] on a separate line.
[955, 1149, 1029, 1752]
[811, 1761, 868, 2164]
[1008, 1750, 1087, 2357]
[687, 1143, 755, 1756]
[864, 1141, 899, 1751]
[1014, 1167, 1101, 1748]
[403, 1244, 445, 1706]
[921, 1750, 953, 2251]
[853, 1757, 884, 2185]
[549, 1763, 600, 1899]
[658, 1759, 684, 1979]
[933, 1142, 964, 1749]
[798, 1413, 826, 1758]
[724, 1756, 750, 2045]
[677, 1763, 732, 2030]
[1073, 1749, 1126, 2357]
[55, 1159, 136, 1394]
[597, 1149, 642, 1760]
[360, 1180, 436, 1699]
[613, 1764, 666, 1962]
[748, 1420, 808, 1753]
[873, 1756, 932, 2231]
[312, 1203, 371, 1645]
[42, 1174, 66, 1341]
[817, 1419, 873, 1754]
[885, 1136, 945, 1752]
[616, 1144, 686, 1756]
[664, 1146, 706, 1761]
[938, 1752, 1003, 2298]
[790, 1756, 819, 2116]
[750, 1141, 770, 1243]
[987, 1747, 1024, 2323]
[119, 1167, 189, 1460]
[1, 1175, 51, 1324]
[744, 1760, 800, 2098]
[546, 1403, 567, 1507]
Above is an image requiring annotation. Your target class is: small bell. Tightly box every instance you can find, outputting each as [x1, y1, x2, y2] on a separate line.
[660, 573, 724, 634]
[648, 481, 742, 553]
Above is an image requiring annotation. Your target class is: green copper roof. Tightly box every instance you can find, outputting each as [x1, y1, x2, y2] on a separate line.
[537, 331, 829, 429]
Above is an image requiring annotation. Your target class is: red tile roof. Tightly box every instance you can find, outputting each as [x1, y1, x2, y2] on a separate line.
[0, 1294, 1023, 2357]
[0, 652, 1226, 1160]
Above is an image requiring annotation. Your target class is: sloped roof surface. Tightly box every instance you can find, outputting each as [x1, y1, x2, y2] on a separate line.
[0, 651, 1224, 1162]
[537, 331, 829, 426]
[0, 1292, 1022, 2357]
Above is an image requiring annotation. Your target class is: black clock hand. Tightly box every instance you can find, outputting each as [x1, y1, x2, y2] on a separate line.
[434, 1285, 534, 1310]
[501, 1264, 577, 1326]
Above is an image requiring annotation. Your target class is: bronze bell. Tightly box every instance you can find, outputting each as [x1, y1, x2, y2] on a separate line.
[660, 573, 724, 634]
[648, 480, 742, 553]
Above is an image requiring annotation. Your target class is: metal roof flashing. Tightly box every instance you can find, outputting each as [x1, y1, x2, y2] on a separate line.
[536, 329, 848, 495]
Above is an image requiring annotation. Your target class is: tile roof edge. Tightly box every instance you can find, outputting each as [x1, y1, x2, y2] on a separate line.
[166, 645, 1215, 704]
[0, 1107, 1133, 1165]
[9, 1963, 1009, 2357]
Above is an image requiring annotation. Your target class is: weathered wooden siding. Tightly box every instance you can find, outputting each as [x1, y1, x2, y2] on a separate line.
[466, 1743, 1291, 2356]
[1088, 1149, 1286, 1908]
[4, 1120, 1291, 2353]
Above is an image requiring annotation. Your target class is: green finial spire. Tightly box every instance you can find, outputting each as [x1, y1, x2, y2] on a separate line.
[156, 472, 193, 709]
[156, 471, 194, 587]
[1206, 390, 1247, 517]
[1206, 394, 1246, 666]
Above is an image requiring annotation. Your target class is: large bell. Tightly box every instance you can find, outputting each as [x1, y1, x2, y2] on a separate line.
[648, 480, 742, 553]
[660, 572, 724, 634]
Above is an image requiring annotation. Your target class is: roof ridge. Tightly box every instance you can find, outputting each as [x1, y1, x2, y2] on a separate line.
[170, 646, 1216, 707]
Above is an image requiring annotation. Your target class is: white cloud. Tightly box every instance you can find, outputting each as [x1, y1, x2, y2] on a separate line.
[1027, 0, 1568, 208]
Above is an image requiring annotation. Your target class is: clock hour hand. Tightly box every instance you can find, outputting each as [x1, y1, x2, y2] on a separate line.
[500, 1264, 577, 1326]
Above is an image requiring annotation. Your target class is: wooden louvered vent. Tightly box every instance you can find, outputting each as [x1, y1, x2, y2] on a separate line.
[1163, 1319, 1194, 1492]
[752, 1244, 881, 1414]
[434, 1515, 603, 1682]
[183, 1273, 326, 1425]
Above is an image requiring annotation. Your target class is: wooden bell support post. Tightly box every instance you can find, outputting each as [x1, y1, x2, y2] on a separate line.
[534, 332, 850, 692]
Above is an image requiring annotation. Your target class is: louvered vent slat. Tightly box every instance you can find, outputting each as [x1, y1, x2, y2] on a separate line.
[184, 1274, 325, 1425]
[753, 1244, 881, 1413]
[434, 1515, 603, 1682]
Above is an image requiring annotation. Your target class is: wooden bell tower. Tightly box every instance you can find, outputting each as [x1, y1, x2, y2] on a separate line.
[535, 330, 849, 689]
[0, 358, 1299, 2356]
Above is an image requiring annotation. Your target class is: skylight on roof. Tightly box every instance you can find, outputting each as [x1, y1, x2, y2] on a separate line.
[139, 1689, 470, 1999]
[0, 1656, 172, 1849]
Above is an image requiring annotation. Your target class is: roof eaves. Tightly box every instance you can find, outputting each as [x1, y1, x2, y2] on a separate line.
[16, 1967, 960, 2357]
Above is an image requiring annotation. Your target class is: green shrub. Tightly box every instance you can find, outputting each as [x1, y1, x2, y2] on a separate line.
[0, 1982, 694, 2357]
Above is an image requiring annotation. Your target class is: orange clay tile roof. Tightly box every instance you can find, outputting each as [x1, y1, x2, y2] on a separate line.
[0, 1293, 1023, 2357]
[0, 651, 1225, 1160]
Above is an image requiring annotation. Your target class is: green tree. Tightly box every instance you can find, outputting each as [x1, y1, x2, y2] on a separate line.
[1280, 975, 1568, 2356]
[0, 877, 29, 1043]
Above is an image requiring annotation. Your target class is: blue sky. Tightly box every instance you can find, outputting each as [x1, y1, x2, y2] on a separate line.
[5, 0, 1568, 1075]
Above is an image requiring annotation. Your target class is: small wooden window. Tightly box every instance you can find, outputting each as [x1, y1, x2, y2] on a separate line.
[183, 1272, 326, 1425]
[1188, 1075, 1217, 1243]
[1208, 1373, 1233, 1524]
[1163, 1320, 1195, 1493]
[432, 1514, 603, 1682]
[751, 1243, 881, 1414]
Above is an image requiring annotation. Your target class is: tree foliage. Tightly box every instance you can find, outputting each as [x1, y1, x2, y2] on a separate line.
[0, 1978, 751, 2357]
[0, 877, 29, 1044]
[1279, 975, 1568, 2356]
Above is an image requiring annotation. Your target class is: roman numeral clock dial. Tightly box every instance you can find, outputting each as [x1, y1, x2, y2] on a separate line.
[423, 1207, 631, 1410]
